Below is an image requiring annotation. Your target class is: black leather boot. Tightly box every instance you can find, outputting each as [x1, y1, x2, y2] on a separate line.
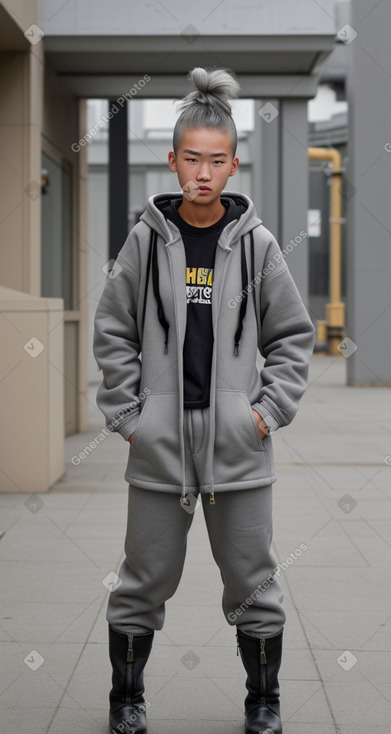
[108, 624, 154, 734]
[236, 627, 283, 734]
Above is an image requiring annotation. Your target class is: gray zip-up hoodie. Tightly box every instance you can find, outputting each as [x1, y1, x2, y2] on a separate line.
[93, 191, 316, 502]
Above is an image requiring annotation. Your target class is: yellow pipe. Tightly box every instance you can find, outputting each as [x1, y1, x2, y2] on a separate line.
[307, 147, 345, 355]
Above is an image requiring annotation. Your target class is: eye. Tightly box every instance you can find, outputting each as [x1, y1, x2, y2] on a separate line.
[213, 160, 224, 165]
[185, 158, 197, 162]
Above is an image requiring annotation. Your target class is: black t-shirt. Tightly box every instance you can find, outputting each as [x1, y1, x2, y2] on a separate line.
[159, 195, 246, 408]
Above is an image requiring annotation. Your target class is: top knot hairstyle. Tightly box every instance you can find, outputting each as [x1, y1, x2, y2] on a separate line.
[173, 66, 240, 156]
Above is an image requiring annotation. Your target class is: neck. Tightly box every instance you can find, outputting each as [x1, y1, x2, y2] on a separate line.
[177, 197, 225, 227]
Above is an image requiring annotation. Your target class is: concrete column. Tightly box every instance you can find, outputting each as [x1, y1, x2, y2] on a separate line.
[256, 98, 280, 238]
[346, 0, 391, 384]
[278, 98, 310, 305]
[78, 98, 89, 433]
[248, 99, 263, 222]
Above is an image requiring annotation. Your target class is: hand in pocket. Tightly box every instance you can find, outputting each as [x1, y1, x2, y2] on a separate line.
[252, 409, 268, 440]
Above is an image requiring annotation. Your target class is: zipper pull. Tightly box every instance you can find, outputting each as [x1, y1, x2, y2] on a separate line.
[210, 492, 215, 505]
[127, 633, 134, 662]
[260, 637, 266, 665]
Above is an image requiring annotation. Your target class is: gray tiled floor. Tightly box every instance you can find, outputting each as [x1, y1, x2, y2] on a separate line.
[1, 353, 391, 733]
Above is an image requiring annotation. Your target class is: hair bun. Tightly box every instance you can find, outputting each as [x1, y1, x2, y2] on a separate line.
[177, 66, 240, 116]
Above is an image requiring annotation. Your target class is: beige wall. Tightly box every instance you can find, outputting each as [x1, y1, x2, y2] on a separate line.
[0, 0, 37, 35]
[0, 0, 89, 491]
[0, 286, 65, 492]
[0, 44, 43, 294]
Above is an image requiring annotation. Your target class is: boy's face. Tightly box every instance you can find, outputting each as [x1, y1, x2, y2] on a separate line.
[168, 128, 239, 205]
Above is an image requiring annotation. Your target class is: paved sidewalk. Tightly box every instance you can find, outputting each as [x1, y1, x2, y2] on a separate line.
[1, 353, 390, 733]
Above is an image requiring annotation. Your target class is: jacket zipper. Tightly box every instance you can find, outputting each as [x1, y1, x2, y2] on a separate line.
[206, 242, 232, 506]
[125, 632, 134, 704]
[165, 240, 187, 505]
[260, 636, 266, 704]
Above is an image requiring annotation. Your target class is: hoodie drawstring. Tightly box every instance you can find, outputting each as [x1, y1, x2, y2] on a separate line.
[144, 227, 256, 357]
[234, 230, 257, 355]
[151, 229, 170, 353]
[141, 228, 153, 340]
[249, 228, 259, 335]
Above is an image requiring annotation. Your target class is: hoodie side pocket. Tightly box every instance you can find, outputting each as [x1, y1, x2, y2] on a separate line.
[127, 401, 147, 454]
[213, 389, 269, 486]
[125, 392, 182, 486]
[245, 395, 267, 451]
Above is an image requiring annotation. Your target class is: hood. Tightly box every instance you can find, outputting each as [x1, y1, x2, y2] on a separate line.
[138, 189, 262, 363]
[139, 190, 263, 245]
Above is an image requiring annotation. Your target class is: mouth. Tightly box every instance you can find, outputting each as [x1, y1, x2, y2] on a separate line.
[197, 186, 211, 192]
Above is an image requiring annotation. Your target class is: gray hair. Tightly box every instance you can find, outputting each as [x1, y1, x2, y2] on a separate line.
[173, 67, 240, 156]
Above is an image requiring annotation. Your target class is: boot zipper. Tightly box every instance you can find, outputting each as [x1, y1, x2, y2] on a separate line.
[260, 637, 267, 665]
[125, 632, 134, 705]
[210, 492, 215, 505]
[260, 636, 266, 704]
[127, 632, 134, 662]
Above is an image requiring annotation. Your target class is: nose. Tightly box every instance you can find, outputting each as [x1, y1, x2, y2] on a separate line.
[196, 162, 212, 181]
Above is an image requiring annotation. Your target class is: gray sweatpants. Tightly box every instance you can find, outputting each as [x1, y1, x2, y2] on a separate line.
[107, 407, 286, 638]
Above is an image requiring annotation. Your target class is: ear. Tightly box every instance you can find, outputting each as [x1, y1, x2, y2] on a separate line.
[229, 156, 240, 177]
[168, 151, 177, 173]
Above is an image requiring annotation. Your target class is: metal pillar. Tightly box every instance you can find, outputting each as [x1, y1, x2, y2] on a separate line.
[108, 99, 129, 262]
[308, 147, 345, 355]
[278, 98, 310, 305]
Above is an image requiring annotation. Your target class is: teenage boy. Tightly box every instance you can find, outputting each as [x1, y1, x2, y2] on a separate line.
[93, 66, 316, 734]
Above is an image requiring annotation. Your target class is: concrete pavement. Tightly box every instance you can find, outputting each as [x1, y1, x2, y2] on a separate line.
[1, 353, 390, 733]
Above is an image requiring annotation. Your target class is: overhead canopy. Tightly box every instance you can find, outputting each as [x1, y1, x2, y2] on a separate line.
[42, 33, 337, 99]
[37, 0, 337, 99]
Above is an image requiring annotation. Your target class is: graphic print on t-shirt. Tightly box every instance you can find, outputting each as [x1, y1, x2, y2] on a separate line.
[186, 266, 213, 305]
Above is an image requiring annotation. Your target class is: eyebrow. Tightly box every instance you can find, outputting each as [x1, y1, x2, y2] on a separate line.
[183, 149, 228, 157]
